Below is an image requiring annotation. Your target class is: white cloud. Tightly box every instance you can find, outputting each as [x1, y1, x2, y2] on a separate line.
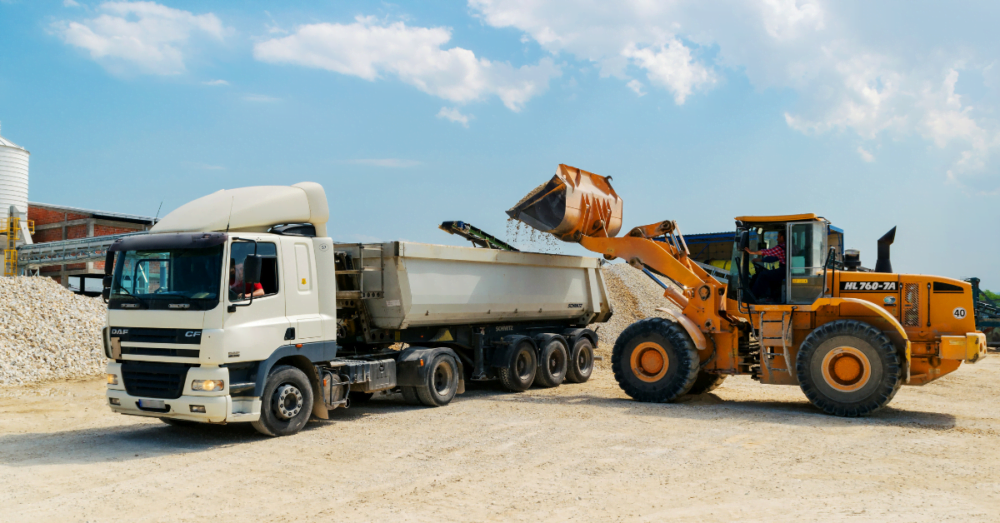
[437, 107, 471, 127]
[204, 79, 229, 86]
[348, 159, 421, 168]
[857, 146, 874, 163]
[54, 1, 229, 75]
[626, 79, 645, 97]
[468, 0, 1000, 192]
[253, 16, 560, 111]
[242, 94, 280, 102]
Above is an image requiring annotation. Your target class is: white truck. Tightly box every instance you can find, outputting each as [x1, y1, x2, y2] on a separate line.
[102, 183, 612, 436]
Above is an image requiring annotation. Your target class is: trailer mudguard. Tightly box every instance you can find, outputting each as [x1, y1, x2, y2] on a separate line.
[396, 346, 466, 394]
[561, 328, 598, 349]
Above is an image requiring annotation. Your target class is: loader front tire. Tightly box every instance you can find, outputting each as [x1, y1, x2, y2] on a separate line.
[686, 370, 727, 395]
[796, 320, 902, 417]
[612, 318, 699, 403]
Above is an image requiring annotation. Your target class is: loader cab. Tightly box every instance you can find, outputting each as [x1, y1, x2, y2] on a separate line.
[730, 214, 831, 306]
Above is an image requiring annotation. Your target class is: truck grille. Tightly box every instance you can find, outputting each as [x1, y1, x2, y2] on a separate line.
[121, 362, 191, 399]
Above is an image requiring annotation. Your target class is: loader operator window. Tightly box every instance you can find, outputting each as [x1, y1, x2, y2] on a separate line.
[788, 222, 827, 304]
[229, 242, 279, 301]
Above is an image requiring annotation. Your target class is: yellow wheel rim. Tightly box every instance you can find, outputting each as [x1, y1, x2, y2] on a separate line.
[821, 346, 872, 392]
[631, 342, 669, 383]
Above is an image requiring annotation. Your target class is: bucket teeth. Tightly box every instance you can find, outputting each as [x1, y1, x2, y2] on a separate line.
[507, 164, 623, 243]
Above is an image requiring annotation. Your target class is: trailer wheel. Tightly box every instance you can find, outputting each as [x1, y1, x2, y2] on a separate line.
[566, 337, 595, 383]
[499, 340, 537, 392]
[414, 354, 460, 406]
[400, 386, 421, 405]
[251, 365, 314, 437]
[686, 371, 727, 395]
[612, 318, 699, 403]
[796, 320, 902, 417]
[535, 339, 568, 388]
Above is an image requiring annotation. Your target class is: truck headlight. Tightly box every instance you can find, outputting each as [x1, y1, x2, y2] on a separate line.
[107, 374, 119, 386]
[191, 379, 225, 392]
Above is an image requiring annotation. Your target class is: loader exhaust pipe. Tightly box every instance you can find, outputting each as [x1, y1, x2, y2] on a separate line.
[506, 164, 623, 242]
[875, 226, 896, 273]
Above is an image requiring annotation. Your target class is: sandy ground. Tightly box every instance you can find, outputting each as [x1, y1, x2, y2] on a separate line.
[1, 356, 998, 523]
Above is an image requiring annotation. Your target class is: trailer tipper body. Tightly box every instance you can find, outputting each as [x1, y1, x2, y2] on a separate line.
[102, 183, 610, 436]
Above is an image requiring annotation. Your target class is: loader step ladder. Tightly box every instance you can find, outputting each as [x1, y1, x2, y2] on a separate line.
[757, 310, 793, 374]
[333, 243, 384, 300]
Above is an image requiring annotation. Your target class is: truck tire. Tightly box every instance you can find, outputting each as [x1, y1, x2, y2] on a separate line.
[400, 386, 421, 405]
[686, 370, 726, 395]
[252, 365, 314, 437]
[499, 340, 537, 392]
[566, 337, 595, 384]
[415, 354, 460, 407]
[796, 320, 902, 417]
[534, 338, 568, 388]
[612, 318, 699, 403]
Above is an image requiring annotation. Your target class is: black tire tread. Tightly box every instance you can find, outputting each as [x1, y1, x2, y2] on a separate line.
[687, 371, 727, 395]
[400, 386, 421, 405]
[565, 337, 595, 384]
[251, 365, 313, 437]
[499, 342, 536, 392]
[534, 340, 568, 388]
[796, 319, 902, 417]
[415, 355, 458, 407]
[611, 317, 700, 403]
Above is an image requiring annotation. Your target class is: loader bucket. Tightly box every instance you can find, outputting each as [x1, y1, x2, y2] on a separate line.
[506, 164, 623, 242]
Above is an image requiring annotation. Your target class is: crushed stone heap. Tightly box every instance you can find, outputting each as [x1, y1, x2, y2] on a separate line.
[0, 277, 107, 387]
[590, 263, 679, 364]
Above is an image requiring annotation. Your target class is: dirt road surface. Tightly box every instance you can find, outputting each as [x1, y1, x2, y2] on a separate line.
[1, 357, 998, 522]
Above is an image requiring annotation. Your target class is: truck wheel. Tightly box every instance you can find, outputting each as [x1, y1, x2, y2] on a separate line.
[415, 354, 460, 407]
[251, 365, 314, 437]
[612, 318, 699, 403]
[565, 337, 595, 383]
[535, 339, 568, 388]
[796, 320, 902, 417]
[686, 370, 726, 395]
[499, 340, 537, 392]
[400, 386, 421, 405]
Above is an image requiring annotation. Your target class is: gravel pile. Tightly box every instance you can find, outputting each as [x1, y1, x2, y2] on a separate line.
[0, 277, 107, 387]
[589, 263, 679, 365]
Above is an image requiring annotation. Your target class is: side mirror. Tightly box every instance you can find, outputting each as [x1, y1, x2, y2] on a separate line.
[102, 287, 111, 302]
[243, 254, 262, 285]
[104, 251, 115, 275]
[737, 230, 750, 252]
[103, 275, 112, 288]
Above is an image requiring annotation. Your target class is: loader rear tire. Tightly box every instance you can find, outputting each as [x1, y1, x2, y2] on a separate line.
[686, 371, 727, 395]
[612, 318, 699, 403]
[565, 337, 594, 384]
[796, 320, 902, 417]
[534, 338, 568, 388]
[499, 340, 537, 392]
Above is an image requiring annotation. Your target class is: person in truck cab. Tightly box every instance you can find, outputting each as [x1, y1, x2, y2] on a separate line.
[230, 262, 265, 300]
[745, 230, 786, 302]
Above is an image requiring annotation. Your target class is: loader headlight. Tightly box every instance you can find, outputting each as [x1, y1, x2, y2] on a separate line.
[107, 374, 119, 386]
[191, 379, 225, 392]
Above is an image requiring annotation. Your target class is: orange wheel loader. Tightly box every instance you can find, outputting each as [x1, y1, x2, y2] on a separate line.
[508, 164, 988, 416]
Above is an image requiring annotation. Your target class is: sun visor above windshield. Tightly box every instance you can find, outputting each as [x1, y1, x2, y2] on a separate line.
[109, 232, 228, 252]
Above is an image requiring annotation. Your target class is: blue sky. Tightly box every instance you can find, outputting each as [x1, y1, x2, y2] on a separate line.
[1, 1, 999, 287]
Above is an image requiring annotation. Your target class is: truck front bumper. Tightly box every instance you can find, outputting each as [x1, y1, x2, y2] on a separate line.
[107, 389, 233, 423]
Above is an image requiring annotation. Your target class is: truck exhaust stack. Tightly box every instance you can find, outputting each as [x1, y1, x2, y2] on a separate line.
[506, 164, 623, 242]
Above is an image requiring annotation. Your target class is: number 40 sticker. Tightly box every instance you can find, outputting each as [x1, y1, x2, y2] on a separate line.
[953, 307, 967, 319]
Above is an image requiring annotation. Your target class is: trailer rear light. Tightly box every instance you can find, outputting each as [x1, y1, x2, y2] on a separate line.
[190, 405, 206, 413]
[107, 374, 119, 386]
[109, 397, 120, 405]
[191, 380, 225, 392]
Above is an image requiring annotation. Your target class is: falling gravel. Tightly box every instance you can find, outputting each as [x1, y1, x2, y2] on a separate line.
[0, 277, 106, 387]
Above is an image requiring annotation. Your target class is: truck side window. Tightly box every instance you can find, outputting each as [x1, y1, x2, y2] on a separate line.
[230, 242, 279, 300]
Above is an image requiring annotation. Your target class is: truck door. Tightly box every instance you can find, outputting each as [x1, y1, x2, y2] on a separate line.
[223, 239, 290, 357]
[281, 237, 322, 340]
[787, 221, 827, 304]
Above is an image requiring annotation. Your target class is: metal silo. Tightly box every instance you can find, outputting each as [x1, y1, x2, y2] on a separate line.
[0, 123, 29, 215]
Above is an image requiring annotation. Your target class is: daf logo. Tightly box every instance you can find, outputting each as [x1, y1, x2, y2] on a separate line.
[185, 331, 202, 338]
[111, 329, 128, 335]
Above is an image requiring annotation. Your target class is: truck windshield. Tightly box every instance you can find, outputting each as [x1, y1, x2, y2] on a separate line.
[110, 245, 224, 310]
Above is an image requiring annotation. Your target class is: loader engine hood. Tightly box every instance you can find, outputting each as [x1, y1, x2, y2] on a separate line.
[507, 164, 623, 242]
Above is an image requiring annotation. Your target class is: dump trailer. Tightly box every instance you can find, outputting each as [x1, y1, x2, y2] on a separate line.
[508, 164, 987, 417]
[101, 183, 610, 436]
